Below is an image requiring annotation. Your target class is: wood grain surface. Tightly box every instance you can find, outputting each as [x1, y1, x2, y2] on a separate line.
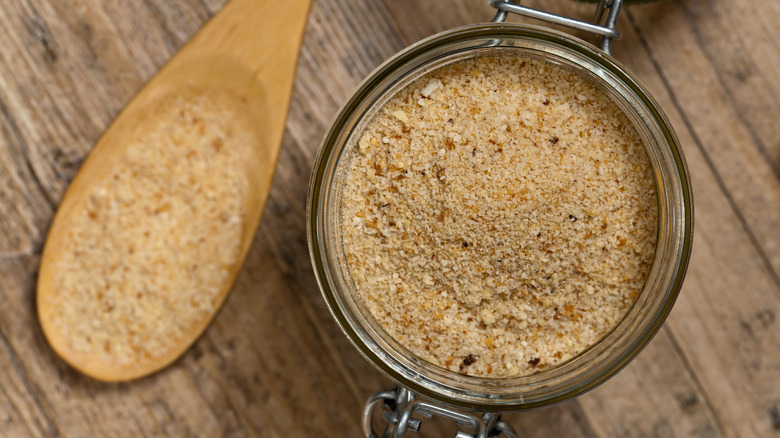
[0, 0, 778, 437]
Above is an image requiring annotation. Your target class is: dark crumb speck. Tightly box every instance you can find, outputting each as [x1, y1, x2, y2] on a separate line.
[569, 214, 577, 222]
[463, 354, 477, 366]
[549, 136, 559, 145]
[543, 99, 550, 105]
[528, 358, 540, 366]
[462, 242, 469, 248]
[536, 232, 541, 237]
[447, 118, 454, 124]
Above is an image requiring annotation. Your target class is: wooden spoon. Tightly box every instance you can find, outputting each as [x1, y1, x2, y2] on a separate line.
[37, 0, 312, 382]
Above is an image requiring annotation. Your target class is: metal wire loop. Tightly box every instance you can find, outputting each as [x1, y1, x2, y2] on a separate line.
[362, 387, 519, 438]
[489, 0, 624, 55]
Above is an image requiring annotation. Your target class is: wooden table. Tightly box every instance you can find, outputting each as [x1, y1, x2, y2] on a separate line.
[0, 0, 778, 436]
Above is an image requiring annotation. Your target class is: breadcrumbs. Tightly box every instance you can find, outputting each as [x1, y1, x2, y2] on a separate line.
[340, 54, 657, 377]
[49, 88, 254, 367]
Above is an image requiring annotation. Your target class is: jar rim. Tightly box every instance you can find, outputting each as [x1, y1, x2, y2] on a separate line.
[307, 22, 694, 411]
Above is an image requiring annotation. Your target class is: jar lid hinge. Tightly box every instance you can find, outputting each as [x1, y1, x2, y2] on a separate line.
[489, 0, 624, 55]
[362, 386, 519, 438]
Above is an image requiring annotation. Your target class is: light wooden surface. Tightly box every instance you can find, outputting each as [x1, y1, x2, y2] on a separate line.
[0, 0, 778, 436]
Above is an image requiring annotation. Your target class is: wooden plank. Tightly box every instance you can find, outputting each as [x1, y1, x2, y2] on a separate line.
[677, 0, 780, 177]
[0, 141, 41, 257]
[626, 1, 780, 279]
[0, 384, 40, 438]
[609, 4, 780, 437]
[0, 303, 51, 438]
[579, 329, 725, 438]
[503, 402, 598, 438]
[379, 0, 605, 45]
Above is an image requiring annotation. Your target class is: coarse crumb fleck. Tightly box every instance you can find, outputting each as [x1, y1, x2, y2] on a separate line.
[50, 89, 254, 367]
[340, 54, 657, 378]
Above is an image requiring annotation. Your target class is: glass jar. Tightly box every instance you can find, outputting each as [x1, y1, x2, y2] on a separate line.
[307, 18, 692, 421]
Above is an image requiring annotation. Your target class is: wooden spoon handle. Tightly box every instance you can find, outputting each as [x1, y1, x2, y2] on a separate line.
[140, 0, 313, 157]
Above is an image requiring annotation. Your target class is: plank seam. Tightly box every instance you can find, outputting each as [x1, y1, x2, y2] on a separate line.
[140, 0, 184, 54]
[663, 325, 730, 437]
[0, 374, 38, 438]
[0, 321, 59, 437]
[676, 1, 780, 185]
[623, 9, 780, 294]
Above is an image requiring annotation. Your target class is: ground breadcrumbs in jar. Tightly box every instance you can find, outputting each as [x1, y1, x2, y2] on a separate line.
[340, 54, 657, 378]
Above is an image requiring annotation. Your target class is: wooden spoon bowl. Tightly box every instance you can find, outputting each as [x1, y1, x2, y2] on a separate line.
[37, 0, 312, 382]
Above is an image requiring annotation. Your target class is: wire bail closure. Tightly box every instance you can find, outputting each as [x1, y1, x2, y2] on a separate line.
[363, 386, 518, 438]
[490, 0, 624, 55]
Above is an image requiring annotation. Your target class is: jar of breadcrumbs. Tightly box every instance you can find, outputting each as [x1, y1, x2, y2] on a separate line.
[308, 2, 693, 434]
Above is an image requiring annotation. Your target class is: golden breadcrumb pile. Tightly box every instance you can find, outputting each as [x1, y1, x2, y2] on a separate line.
[340, 54, 657, 377]
[50, 89, 255, 367]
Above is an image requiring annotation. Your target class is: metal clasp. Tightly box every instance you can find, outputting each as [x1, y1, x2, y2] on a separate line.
[363, 387, 518, 438]
[489, 0, 624, 55]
